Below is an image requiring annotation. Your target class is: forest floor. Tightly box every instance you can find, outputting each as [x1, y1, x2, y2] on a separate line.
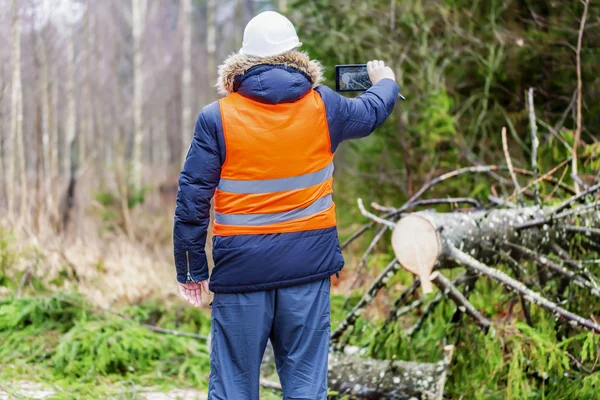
[0, 382, 208, 400]
[2, 199, 599, 400]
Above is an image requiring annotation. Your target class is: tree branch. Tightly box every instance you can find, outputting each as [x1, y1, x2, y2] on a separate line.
[448, 245, 600, 334]
[357, 198, 397, 228]
[573, 0, 590, 194]
[502, 126, 524, 206]
[347, 225, 389, 291]
[332, 259, 400, 345]
[431, 271, 492, 333]
[515, 200, 600, 230]
[505, 241, 600, 294]
[564, 225, 600, 237]
[527, 88, 539, 205]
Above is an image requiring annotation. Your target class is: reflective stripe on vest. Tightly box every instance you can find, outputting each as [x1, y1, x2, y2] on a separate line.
[214, 194, 333, 226]
[213, 91, 337, 236]
[217, 162, 334, 194]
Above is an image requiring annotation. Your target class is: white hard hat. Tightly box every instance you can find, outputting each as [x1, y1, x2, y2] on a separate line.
[240, 11, 302, 57]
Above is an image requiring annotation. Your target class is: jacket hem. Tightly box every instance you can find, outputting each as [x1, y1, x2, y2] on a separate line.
[209, 263, 344, 294]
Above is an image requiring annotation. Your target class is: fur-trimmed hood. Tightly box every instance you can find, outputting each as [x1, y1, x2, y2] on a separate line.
[216, 50, 324, 96]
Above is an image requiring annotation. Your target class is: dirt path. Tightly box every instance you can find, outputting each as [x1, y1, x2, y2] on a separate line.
[0, 382, 208, 400]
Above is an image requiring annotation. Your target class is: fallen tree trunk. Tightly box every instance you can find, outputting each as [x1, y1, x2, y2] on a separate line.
[388, 205, 600, 290]
[328, 346, 453, 400]
[348, 192, 600, 336]
[329, 194, 600, 347]
[261, 345, 454, 399]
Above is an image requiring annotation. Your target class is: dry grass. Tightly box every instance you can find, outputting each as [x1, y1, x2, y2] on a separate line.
[1, 177, 182, 306]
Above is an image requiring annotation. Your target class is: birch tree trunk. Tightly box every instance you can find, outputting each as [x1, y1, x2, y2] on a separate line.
[50, 62, 59, 215]
[131, 0, 147, 188]
[180, 0, 193, 165]
[206, 0, 217, 101]
[7, 0, 17, 215]
[63, 10, 76, 180]
[8, 0, 25, 218]
[80, 8, 94, 168]
[16, 83, 26, 219]
[59, 0, 78, 233]
[39, 32, 54, 215]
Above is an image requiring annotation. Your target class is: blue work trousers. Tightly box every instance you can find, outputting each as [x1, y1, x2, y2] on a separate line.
[208, 278, 330, 399]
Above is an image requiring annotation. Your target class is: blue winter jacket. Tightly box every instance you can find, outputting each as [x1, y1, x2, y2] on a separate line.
[173, 52, 399, 293]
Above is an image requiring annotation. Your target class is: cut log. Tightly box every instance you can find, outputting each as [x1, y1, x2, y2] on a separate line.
[379, 205, 600, 333]
[389, 205, 600, 276]
[261, 343, 454, 399]
[328, 346, 454, 399]
[392, 216, 439, 293]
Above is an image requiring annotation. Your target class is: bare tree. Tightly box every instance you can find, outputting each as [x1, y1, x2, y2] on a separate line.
[38, 29, 54, 216]
[63, 5, 76, 181]
[206, 0, 217, 101]
[131, 0, 147, 188]
[80, 6, 94, 169]
[8, 0, 25, 218]
[60, 0, 78, 232]
[180, 0, 193, 165]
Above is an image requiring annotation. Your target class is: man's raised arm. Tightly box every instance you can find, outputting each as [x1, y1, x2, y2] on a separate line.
[316, 60, 399, 152]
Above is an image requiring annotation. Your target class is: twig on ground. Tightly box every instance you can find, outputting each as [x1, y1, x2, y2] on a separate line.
[384, 278, 422, 324]
[347, 225, 389, 291]
[402, 273, 469, 338]
[371, 278, 421, 355]
[488, 195, 517, 208]
[544, 164, 570, 200]
[56, 294, 209, 341]
[573, 174, 589, 191]
[403, 292, 444, 338]
[494, 249, 534, 326]
[333, 259, 400, 345]
[502, 126, 524, 206]
[573, 0, 590, 194]
[449, 272, 479, 324]
[528, 88, 539, 205]
[505, 158, 571, 204]
[140, 324, 208, 341]
[513, 167, 576, 195]
[431, 271, 492, 333]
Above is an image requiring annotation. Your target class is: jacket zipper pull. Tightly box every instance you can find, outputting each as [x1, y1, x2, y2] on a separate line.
[186, 251, 196, 283]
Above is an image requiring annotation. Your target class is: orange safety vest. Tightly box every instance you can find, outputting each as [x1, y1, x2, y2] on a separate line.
[213, 91, 337, 236]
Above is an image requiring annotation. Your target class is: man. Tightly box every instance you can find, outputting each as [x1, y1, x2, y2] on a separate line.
[173, 10, 399, 400]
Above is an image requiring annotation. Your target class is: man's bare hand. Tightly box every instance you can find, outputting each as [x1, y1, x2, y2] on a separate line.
[178, 281, 210, 307]
[367, 60, 396, 85]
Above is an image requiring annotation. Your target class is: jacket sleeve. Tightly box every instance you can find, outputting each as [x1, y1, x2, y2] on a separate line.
[173, 109, 222, 284]
[315, 78, 400, 152]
